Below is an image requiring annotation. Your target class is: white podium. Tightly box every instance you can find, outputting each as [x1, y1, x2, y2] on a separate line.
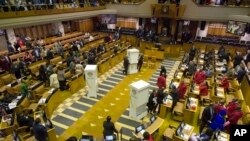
[84, 65, 98, 98]
[127, 49, 139, 74]
[129, 80, 151, 120]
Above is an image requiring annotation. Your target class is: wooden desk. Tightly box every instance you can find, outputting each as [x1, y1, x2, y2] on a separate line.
[159, 95, 173, 118]
[69, 74, 85, 94]
[213, 87, 225, 102]
[176, 72, 183, 80]
[188, 84, 199, 98]
[183, 98, 198, 124]
[137, 117, 164, 138]
[173, 123, 194, 141]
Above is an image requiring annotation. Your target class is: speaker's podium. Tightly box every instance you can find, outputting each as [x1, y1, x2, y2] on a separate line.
[127, 48, 139, 74]
[129, 80, 150, 120]
[84, 65, 98, 98]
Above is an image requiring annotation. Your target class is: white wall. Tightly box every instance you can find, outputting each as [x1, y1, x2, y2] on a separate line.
[52, 22, 65, 36]
[6, 28, 16, 45]
[196, 21, 209, 37]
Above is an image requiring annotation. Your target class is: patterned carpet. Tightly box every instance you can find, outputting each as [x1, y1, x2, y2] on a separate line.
[51, 51, 191, 141]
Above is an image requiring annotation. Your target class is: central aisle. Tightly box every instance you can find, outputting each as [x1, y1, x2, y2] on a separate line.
[56, 62, 161, 140]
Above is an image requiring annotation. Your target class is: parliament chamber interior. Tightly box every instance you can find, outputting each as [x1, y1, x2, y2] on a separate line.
[0, 0, 250, 141]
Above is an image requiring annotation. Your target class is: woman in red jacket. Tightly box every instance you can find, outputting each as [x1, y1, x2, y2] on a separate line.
[194, 69, 206, 84]
[157, 74, 166, 89]
[177, 81, 187, 99]
[199, 81, 209, 98]
[220, 75, 229, 94]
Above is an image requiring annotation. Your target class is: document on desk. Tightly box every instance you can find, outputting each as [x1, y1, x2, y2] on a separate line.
[8, 102, 17, 109]
[38, 98, 47, 104]
[140, 129, 146, 135]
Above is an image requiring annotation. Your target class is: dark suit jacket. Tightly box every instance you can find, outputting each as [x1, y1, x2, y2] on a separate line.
[201, 105, 215, 124]
[103, 121, 118, 136]
[33, 123, 48, 141]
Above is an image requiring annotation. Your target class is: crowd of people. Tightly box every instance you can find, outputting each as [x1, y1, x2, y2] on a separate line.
[0, 0, 102, 11]
[196, 0, 245, 6]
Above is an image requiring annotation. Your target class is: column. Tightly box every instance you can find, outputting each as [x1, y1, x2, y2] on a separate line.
[6, 28, 16, 45]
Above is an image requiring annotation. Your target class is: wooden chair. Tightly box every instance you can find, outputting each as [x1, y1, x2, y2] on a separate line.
[163, 125, 177, 141]
[172, 102, 184, 122]
[148, 56, 156, 69]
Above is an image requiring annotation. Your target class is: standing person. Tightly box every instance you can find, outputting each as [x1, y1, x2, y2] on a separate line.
[170, 86, 179, 112]
[137, 53, 144, 72]
[50, 68, 59, 89]
[75, 61, 84, 75]
[57, 65, 67, 91]
[33, 118, 48, 141]
[103, 116, 118, 139]
[147, 90, 156, 114]
[224, 106, 243, 131]
[177, 80, 187, 99]
[200, 103, 215, 134]
[157, 74, 166, 89]
[155, 88, 165, 113]
[160, 66, 167, 78]
[123, 56, 129, 75]
[194, 69, 206, 85]
[7, 41, 15, 53]
[236, 64, 246, 83]
[209, 109, 227, 131]
[39, 65, 47, 83]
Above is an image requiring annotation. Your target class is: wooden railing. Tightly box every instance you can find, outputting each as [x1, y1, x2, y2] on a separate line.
[192, 0, 250, 8]
[0, 6, 106, 19]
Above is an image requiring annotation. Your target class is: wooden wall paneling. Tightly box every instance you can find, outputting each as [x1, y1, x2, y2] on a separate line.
[31, 27, 37, 39]
[14, 28, 20, 36]
[42, 25, 48, 37]
[37, 25, 42, 38]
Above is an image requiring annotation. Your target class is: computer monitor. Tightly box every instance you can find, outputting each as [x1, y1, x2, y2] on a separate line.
[135, 125, 144, 133]
[81, 135, 93, 141]
[105, 135, 114, 141]
[150, 115, 157, 123]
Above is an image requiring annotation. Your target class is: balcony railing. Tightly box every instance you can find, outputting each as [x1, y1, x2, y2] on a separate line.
[102, 0, 145, 5]
[0, 2, 106, 19]
[193, 0, 250, 8]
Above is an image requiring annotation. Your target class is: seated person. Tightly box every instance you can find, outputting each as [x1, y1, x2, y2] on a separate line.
[23, 51, 32, 63]
[17, 110, 33, 127]
[33, 118, 48, 141]
[219, 74, 229, 93]
[142, 131, 153, 141]
[199, 81, 209, 98]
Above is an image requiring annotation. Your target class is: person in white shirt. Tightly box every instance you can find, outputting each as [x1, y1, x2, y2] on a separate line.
[50, 68, 59, 89]
[75, 61, 84, 75]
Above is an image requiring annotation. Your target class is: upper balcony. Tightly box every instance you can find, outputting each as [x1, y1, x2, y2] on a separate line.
[0, 1, 106, 19]
[192, 0, 250, 8]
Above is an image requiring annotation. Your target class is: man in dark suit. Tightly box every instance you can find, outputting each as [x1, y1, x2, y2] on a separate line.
[103, 116, 118, 139]
[200, 103, 215, 133]
[46, 48, 54, 60]
[33, 118, 48, 141]
[123, 56, 129, 75]
[137, 53, 144, 72]
[233, 52, 243, 68]
[236, 64, 246, 83]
